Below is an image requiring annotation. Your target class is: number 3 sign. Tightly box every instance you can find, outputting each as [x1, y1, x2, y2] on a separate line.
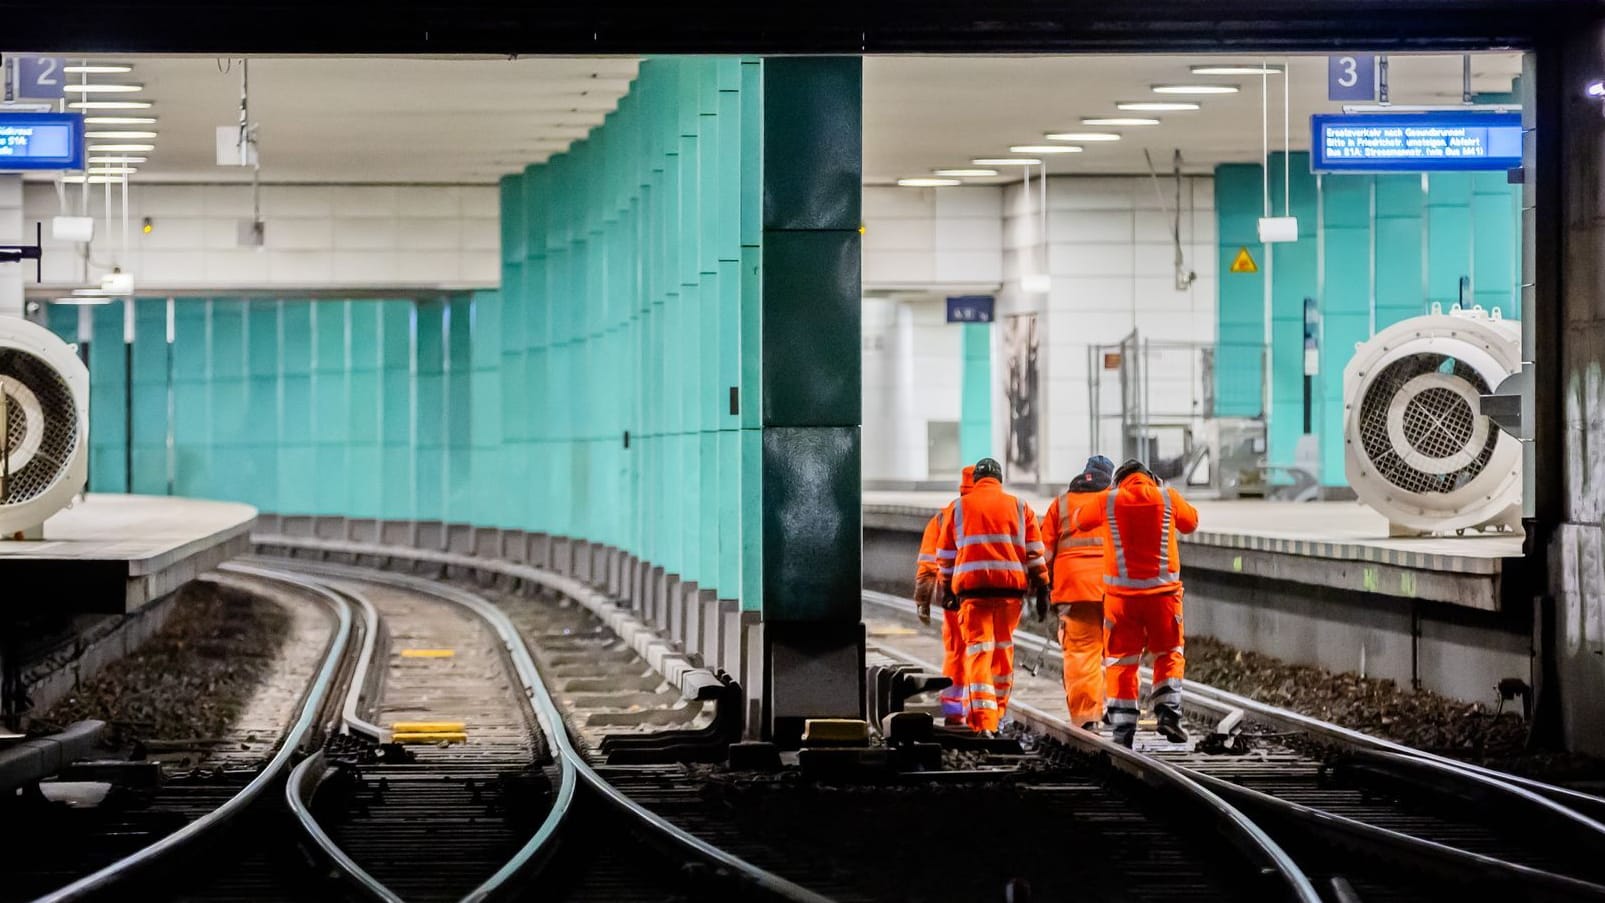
[1328, 55, 1375, 102]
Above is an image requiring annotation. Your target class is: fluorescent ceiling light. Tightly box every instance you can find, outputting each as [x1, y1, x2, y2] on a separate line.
[1082, 117, 1160, 126]
[1191, 64, 1283, 76]
[85, 116, 156, 125]
[62, 84, 143, 93]
[85, 131, 157, 139]
[1152, 84, 1240, 95]
[973, 158, 1042, 166]
[88, 167, 138, 175]
[51, 296, 114, 305]
[1044, 132, 1121, 142]
[88, 156, 147, 164]
[64, 64, 133, 74]
[933, 168, 999, 177]
[88, 143, 155, 152]
[1117, 101, 1201, 112]
[69, 101, 152, 110]
[1010, 145, 1082, 154]
[897, 178, 961, 187]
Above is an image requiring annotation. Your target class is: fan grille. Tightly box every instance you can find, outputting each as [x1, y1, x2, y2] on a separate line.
[1357, 353, 1497, 495]
[0, 348, 79, 505]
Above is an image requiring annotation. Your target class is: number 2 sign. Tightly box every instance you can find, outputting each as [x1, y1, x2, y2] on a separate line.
[1328, 55, 1375, 102]
[14, 56, 66, 100]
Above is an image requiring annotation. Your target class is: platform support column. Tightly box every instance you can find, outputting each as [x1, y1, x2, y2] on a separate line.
[757, 57, 864, 745]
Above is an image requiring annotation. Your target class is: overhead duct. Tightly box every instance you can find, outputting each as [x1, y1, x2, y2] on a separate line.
[0, 317, 88, 537]
[1343, 304, 1522, 537]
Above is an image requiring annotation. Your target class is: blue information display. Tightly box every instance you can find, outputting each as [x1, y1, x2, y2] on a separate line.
[1311, 112, 1522, 173]
[946, 295, 994, 323]
[0, 113, 84, 171]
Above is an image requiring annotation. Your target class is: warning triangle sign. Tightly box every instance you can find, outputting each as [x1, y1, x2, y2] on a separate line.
[1230, 246, 1259, 274]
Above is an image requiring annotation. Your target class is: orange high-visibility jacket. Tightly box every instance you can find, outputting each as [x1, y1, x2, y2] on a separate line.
[1040, 490, 1107, 603]
[1073, 473, 1199, 595]
[937, 477, 1049, 598]
[915, 467, 975, 595]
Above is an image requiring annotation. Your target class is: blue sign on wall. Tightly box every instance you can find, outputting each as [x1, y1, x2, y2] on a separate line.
[14, 56, 66, 99]
[1310, 112, 1522, 173]
[0, 113, 85, 171]
[1327, 55, 1375, 101]
[946, 295, 994, 323]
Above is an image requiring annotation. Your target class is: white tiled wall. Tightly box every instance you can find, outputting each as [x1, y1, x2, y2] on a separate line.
[1000, 175, 1217, 485]
[24, 182, 501, 291]
[862, 185, 1004, 289]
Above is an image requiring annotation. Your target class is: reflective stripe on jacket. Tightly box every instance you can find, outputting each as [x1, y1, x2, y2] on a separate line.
[1072, 473, 1199, 595]
[936, 477, 1049, 597]
[1040, 491, 1106, 603]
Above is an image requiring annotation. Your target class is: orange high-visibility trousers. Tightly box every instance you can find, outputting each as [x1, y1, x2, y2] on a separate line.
[1056, 601, 1105, 727]
[1103, 589, 1184, 743]
[938, 608, 969, 724]
[958, 597, 1023, 732]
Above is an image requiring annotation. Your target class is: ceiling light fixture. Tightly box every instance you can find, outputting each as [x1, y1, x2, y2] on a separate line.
[60, 176, 123, 185]
[85, 131, 157, 140]
[88, 143, 155, 152]
[897, 177, 962, 187]
[62, 84, 143, 94]
[1044, 132, 1122, 142]
[51, 295, 114, 305]
[1190, 64, 1283, 76]
[68, 101, 152, 110]
[88, 156, 148, 165]
[1082, 117, 1160, 126]
[88, 167, 137, 175]
[1116, 101, 1201, 112]
[972, 158, 1043, 166]
[63, 64, 133, 74]
[933, 168, 999, 177]
[1009, 145, 1082, 154]
[1152, 84, 1240, 95]
[84, 116, 156, 125]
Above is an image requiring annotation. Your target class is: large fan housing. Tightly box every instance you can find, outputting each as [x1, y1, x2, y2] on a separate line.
[0, 317, 88, 535]
[1343, 305, 1522, 537]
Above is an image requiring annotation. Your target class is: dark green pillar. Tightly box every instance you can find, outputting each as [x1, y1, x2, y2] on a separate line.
[759, 57, 864, 743]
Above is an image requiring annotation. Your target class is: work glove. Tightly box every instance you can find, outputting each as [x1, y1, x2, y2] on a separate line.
[942, 587, 959, 611]
[1034, 584, 1050, 623]
[913, 582, 932, 625]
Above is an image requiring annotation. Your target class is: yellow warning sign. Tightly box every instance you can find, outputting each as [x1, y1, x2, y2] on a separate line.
[1230, 247, 1259, 274]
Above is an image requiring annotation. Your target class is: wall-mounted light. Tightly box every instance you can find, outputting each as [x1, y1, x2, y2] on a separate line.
[1588, 80, 1605, 98]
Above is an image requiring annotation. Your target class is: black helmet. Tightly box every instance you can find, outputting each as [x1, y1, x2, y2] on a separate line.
[973, 457, 1003, 482]
[1114, 458, 1153, 484]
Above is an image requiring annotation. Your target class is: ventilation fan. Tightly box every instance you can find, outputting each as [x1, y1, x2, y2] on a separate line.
[0, 317, 88, 536]
[1343, 304, 1522, 537]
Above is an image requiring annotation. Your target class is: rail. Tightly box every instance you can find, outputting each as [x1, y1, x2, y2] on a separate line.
[34, 562, 356, 903]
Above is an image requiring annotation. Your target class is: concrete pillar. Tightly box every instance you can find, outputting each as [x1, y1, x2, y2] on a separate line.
[0, 175, 23, 318]
[758, 57, 865, 744]
[1549, 23, 1605, 755]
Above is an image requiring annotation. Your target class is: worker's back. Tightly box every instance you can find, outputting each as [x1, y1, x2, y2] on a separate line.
[1099, 473, 1198, 595]
[944, 477, 1044, 597]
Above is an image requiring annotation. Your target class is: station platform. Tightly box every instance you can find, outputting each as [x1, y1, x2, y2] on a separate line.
[0, 495, 257, 614]
[863, 491, 1525, 612]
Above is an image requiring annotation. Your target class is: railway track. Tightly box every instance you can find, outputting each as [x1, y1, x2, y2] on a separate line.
[862, 589, 1605, 902]
[0, 563, 356, 903]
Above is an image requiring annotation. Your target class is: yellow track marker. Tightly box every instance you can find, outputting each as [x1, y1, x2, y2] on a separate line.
[390, 721, 466, 733]
[399, 649, 455, 658]
[392, 732, 468, 744]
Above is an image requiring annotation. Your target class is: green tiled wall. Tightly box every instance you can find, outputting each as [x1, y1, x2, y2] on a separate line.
[1214, 149, 1521, 487]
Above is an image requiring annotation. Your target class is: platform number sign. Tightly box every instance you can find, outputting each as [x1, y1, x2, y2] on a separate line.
[13, 56, 66, 100]
[1328, 55, 1375, 102]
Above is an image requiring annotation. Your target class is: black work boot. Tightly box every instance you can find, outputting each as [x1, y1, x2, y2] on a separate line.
[1111, 724, 1136, 748]
[1156, 707, 1188, 743]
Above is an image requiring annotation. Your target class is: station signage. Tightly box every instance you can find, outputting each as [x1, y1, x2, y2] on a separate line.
[946, 295, 994, 323]
[0, 112, 84, 171]
[1310, 112, 1522, 173]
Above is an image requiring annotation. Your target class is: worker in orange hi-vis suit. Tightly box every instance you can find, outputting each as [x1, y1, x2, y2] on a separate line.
[936, 457, 1050, 736]
[1039, 454, 1116, 731]
[1073, 458, 1199, 748]
[914, 465, 976, 726]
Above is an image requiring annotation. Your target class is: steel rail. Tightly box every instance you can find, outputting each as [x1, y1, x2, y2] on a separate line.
[863, 588, 1605, 823]
[268, 557, 831, 903]
[864, 639, 1323, 903]
[34, 562, 356, 903]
